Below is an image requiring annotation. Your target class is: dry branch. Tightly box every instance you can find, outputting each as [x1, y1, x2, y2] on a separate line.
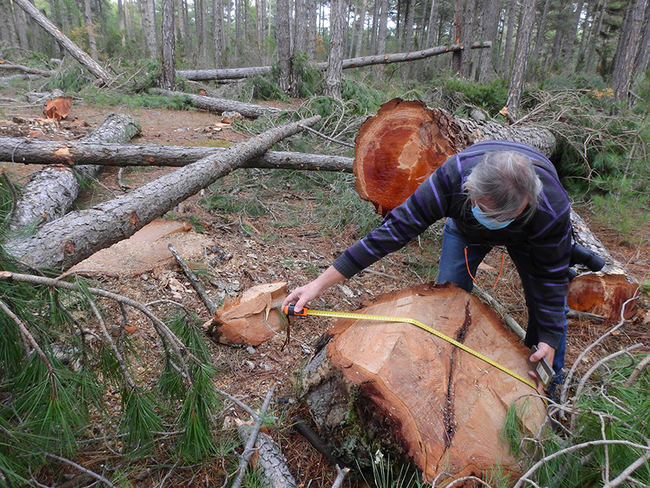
[0, 137, 354, 172]
[168, 244, 218, 315]
[0, 63, 55, 77]
[2, 115, 320, 270]
[150, 88, 281, 118]
[177, 42, 492, 80]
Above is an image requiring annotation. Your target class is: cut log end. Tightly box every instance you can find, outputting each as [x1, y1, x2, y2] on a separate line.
[353, 99, 470, 215]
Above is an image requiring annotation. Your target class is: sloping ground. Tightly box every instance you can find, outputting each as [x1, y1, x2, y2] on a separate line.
[0, 98, 648, 486]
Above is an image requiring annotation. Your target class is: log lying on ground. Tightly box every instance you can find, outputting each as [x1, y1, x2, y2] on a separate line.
[0, 63, 55, 77]
[302, 283, 546, 482]
[151, 88, 281, 118]
[12, 0, 112, 86]
[353, 98, 638, 318]
[2, 115, 320, 270]
[8, 114, 140, 231]
[177, 42, 492, 81]
[0, 137, 353, 172]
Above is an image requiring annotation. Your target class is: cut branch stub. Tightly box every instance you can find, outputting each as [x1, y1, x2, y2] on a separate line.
[354, 99, 466, 215]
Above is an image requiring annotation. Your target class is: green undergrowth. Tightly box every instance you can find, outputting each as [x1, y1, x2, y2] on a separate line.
[503, 354, 650, 488]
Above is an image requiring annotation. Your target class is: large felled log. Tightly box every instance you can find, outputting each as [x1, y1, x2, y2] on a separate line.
[12, 0, 112, 86]
[8, 114, 140, 231]
[150, 88, 281, 118]
[2, 115, 320, 270]
[353, 98, 638, 318]
[0, 137, 354, 172]
[0, 63, 55, 77]
[354, 98, 556, 215]
[177, 42, 492, 80]
[302, 283, 546, 483]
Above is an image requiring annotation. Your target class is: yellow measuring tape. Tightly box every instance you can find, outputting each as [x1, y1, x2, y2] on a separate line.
[284, 305, 538, 391]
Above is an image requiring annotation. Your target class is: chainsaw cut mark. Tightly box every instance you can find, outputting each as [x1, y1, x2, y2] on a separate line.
[443, 301, 472, 449]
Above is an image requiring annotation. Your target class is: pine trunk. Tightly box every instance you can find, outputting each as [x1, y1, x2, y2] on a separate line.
[0, 137, 355, 172]
[161, 0, 176, 89]
[633, 0, 650, 80]
[459, 0, 476, 78]
[477, 0, 501, 82]
[13, 0, 31, 49]
[213, 0, 225, 66]
[612, 0, 648, 100]
[275, 0, 292, 93]
[12, 0, 112, 85]
[377, 0, 388, 54]
[355, 0, 367, 57]
[532, 0, 550, 61]
[142, 0, 158, 58]
[501, 0, 517, 75]
[8, 114, 140, 232]
[505, 0, 535, 116]
[325, 0, 346, 98]
[3, 116, 320, 270]
[584, 0, 607, 72]
[83, 0, 98, 59]
[451, 0, 463, 72]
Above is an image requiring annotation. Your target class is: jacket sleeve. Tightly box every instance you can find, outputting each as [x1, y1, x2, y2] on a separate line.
[526, 209, 572, 349]
[332, 162, 455, 278]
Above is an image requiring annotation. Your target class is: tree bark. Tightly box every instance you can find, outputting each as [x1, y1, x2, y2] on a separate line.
[477, 0, 501, 82]
[585, 0, 607, 72]
[325, 0, 347, 98]
[82, 0, 98, 60]
[0, 64, 55, 77]
[8, 114, 140, 232]
[459, 0, 476, 77]
[0, 137, 354, 172]
[505, 0, 535, 116]
[612, 0, 647, 101]
[633, 0, 650, 80]
[176, 42, 493, 80]
[213, 0, 225, 66]
[294, 0, 308, 55]
[532, 0, 550, 61]
[2, 116, 320, 271]
[354, 0, 367, 57]
[451, 0, 463, 73]
[275, 0, 292, 93]
[12, 0, 30, 50]
[501, 0, 517, 75]
[377, 0, 388, 55]
[150, 88, 281, 118]
[0, 1, 18, 46]
[12, 0, 112, 86]
[161, 0, 176, 89]
[142, 0, 158, 58]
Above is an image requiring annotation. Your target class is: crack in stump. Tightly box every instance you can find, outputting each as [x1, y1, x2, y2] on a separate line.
[443, 301, 472, 449]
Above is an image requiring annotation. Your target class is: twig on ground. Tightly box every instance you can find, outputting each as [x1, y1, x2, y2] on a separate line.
[512, 440, 650, 488]
[473, 285, 526, 340]
[41, 452, 117, 488]
[168, 244, 218, 315]
[442, 475, 495, 487]
[602, 450, 650, 488]
[297, 123, 354, 147]
[0, 298, 52, 370]
[214, 386, 260, 420]
[117, 167, 131, 191]
[560, 294, 640, 407]
[625, 353, 650, 387]
[230, 383, 277, 488]
[331, 465, 350, 488]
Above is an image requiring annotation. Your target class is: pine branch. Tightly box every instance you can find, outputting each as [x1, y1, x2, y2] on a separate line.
[230, 383, 277, 488]
[42, 452, 117, 488]
[168, 244, 218, 315]
[331, 465, 350, 488]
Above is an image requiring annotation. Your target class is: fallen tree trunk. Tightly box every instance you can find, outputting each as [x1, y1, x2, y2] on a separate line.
[12, 0, 112, 86]
[2, 115, 320, 270]
[177, 42, 492, 81]
[7, 114, 140, 231]
[0, 137, 353, 172]
[352, 98, 638, 318]
[302, 283, 546, 483]
[0, 63, 55, 77]
[150, 88, 281, 118]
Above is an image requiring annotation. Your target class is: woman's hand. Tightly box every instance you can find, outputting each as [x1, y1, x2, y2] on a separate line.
[282, 266, 346, 313]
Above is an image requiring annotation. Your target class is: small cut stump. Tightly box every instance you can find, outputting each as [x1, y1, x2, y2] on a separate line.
[212, 282, 288, 346]
[302, 283, 545, 483]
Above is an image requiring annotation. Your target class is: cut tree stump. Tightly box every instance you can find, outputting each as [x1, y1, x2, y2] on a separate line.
[302, 283, 545, 483]
[2, 115, 320, 270]
[353, 98, 638, 318]
[8, 113, 140, 231]
[212, 282, 288, 346]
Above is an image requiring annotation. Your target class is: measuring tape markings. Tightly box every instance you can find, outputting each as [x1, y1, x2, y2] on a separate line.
[284, 305, 538, 391]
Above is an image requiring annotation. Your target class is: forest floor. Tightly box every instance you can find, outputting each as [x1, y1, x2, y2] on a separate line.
[0, 97, 648, 486]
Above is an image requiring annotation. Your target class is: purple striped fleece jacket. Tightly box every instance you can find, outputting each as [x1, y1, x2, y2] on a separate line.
[332, 140, 572, 349]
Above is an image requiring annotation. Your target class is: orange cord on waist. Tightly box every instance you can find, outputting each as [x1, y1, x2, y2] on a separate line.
[464, 247, 505, 289]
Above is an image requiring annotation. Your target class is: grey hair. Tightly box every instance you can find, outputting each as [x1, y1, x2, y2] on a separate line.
[463, 150, 542, 223]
